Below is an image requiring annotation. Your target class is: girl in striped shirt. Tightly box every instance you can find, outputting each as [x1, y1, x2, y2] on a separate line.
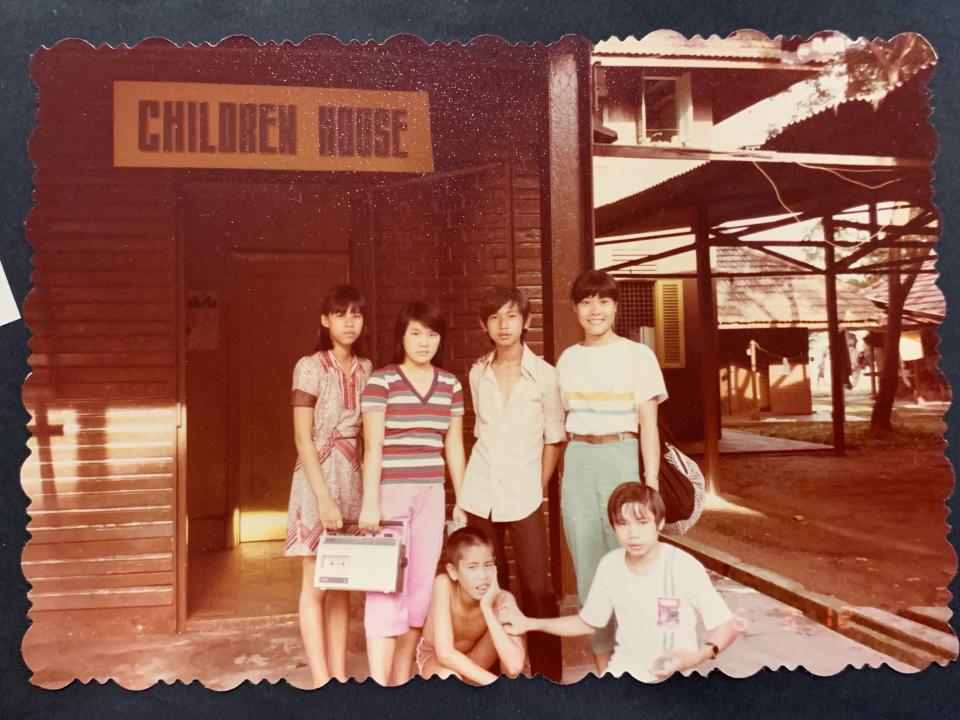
[359, 302, 466, 686]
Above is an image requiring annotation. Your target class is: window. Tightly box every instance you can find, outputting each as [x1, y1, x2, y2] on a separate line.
[615, 279, 686, 368]
[615, 281, 656, 338]
[654, 280, 685, 368]
[639, 77, 679, 144]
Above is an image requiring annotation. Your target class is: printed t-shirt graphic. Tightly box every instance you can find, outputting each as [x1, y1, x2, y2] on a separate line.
[557, 339, 668, 436]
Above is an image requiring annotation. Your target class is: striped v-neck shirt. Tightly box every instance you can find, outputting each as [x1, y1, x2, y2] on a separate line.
[361, 364, 464, 484]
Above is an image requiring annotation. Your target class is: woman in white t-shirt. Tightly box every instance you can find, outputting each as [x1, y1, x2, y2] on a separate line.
[556, 270, 668, 673]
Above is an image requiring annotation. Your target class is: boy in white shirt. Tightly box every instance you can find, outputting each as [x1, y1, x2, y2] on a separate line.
[556, 270, 668, 672]
[456, 286, 566, 681]
[499, 483, 740, 682]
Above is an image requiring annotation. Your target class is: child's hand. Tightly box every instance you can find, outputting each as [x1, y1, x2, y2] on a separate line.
[497, 603, 529, 636]
[451, 504, 468, 529]
[318, 499, 343, 531]
[358, 501, 381, 533]
[479, 572, 500, 610]
[652, 649, 700, 680]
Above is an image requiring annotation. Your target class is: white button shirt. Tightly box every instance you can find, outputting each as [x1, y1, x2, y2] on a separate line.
[460, 345, 567, 522]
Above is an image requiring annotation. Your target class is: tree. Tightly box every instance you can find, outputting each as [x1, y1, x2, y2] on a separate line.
[804, 35, 938, 433]
[869, 229, 935, 433]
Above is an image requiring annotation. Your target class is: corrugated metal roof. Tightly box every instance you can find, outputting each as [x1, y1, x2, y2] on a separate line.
[866, 259, 944, 321]
[593, 34, 937, 213]
[715, 247, 884, 328]
[594, 30, 788, 61]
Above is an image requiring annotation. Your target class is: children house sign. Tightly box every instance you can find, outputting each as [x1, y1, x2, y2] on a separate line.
[113, 81, 434, 172]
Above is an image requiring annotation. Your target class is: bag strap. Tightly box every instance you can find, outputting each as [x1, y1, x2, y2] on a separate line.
[662, 546, 677, 652]
[666, 442, 690, 477]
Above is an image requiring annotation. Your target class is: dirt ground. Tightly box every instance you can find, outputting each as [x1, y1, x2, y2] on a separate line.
[686, 414, 956, 613]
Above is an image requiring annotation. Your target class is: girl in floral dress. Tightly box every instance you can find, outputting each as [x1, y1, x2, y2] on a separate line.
[285, 285, 372, 687]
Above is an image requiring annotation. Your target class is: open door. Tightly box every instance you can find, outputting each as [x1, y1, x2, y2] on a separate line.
[227, 251, 349, 544]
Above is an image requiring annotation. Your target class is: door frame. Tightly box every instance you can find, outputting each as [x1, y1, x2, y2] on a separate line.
[224, 250, 351, 548]
[175, 189, 188, 632]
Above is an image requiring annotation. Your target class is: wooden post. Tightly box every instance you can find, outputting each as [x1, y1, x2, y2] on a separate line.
[694, 204, 721, 491]
[868, 203, 879, 401]
[912, 359, 921, 403]
[725, 362, 735, 415]
[748, 340, 760, 419]
[541, 39, 593, 597]
[823, 216, 846, 453]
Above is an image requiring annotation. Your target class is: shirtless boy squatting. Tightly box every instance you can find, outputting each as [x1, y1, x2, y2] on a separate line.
[417, 527, 526, 684]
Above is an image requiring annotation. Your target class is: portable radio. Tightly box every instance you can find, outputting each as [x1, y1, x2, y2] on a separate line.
[313, 520, 408, 593]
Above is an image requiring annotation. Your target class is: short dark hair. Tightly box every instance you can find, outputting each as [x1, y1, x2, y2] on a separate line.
[607, 482, 667, 528]
[444, 526, 495, 565]
[392, 301, 446, 367]
[571, 270, 619, 304]
[479, 286, 531, 325]
[316, 285, 367, 355]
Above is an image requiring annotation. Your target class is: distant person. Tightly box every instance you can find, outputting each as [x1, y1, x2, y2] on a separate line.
[816, 350, 827, 389]
[499, 483, 741, 682]
[458, 286, 565, 681]
[418, 527, 526, 684]
[284, 285, 372, 687]
[556, 270, 668, 673]
[843, 331, 857, 389]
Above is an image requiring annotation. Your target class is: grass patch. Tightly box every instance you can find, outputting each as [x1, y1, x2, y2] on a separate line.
[738, 413, 945, 451]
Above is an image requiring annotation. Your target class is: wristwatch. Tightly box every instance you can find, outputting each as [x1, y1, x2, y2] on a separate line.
[703, 641, 719, 659]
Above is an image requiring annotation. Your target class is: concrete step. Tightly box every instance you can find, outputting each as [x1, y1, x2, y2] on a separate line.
[185, 612, 298, 633]
[851, 607, 957, 662]
[898, 606, 955, 635]
[835, 618, 945, 670]
[662, 533, 953, 670]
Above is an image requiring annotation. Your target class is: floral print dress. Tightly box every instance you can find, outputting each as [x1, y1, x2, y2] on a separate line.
[284, 350, 372, 555]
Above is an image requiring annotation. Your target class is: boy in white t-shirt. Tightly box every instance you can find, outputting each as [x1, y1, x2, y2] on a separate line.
[499, 483, 740, 682]
[556, 270, 668, 671]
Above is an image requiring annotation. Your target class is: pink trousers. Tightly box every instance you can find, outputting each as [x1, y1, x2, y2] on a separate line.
[364, 483, 446, 638]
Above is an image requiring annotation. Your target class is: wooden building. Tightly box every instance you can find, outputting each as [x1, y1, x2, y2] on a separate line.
[867, 258, 948, 402]
[713, 246, 882, 417]
[23, 37, 594, 638]
[591, 31, 939, 485]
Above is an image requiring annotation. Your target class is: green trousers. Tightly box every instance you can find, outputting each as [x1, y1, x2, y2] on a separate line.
[561, 438, 639, 655]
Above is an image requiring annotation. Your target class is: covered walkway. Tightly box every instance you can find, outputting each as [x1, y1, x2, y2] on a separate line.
[678, 429, 831, 457]
[592, 33, 940, 491]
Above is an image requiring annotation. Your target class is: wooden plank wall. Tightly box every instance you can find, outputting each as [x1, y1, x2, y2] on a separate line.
[365, 160, 553, 589]
[22, 178, 179, 639]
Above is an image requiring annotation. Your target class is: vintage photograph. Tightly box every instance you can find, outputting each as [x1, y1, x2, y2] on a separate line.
[18, 30, 955, 689]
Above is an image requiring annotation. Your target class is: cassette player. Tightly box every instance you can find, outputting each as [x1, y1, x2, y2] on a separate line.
[313, 520, 408, 593]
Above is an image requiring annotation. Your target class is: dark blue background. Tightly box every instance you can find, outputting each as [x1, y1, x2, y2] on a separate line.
[1, 2, 957, 717]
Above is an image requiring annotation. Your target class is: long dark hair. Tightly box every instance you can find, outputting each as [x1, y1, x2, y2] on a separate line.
[315, 285, 367, 357]
[392, 302, 446, 368]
